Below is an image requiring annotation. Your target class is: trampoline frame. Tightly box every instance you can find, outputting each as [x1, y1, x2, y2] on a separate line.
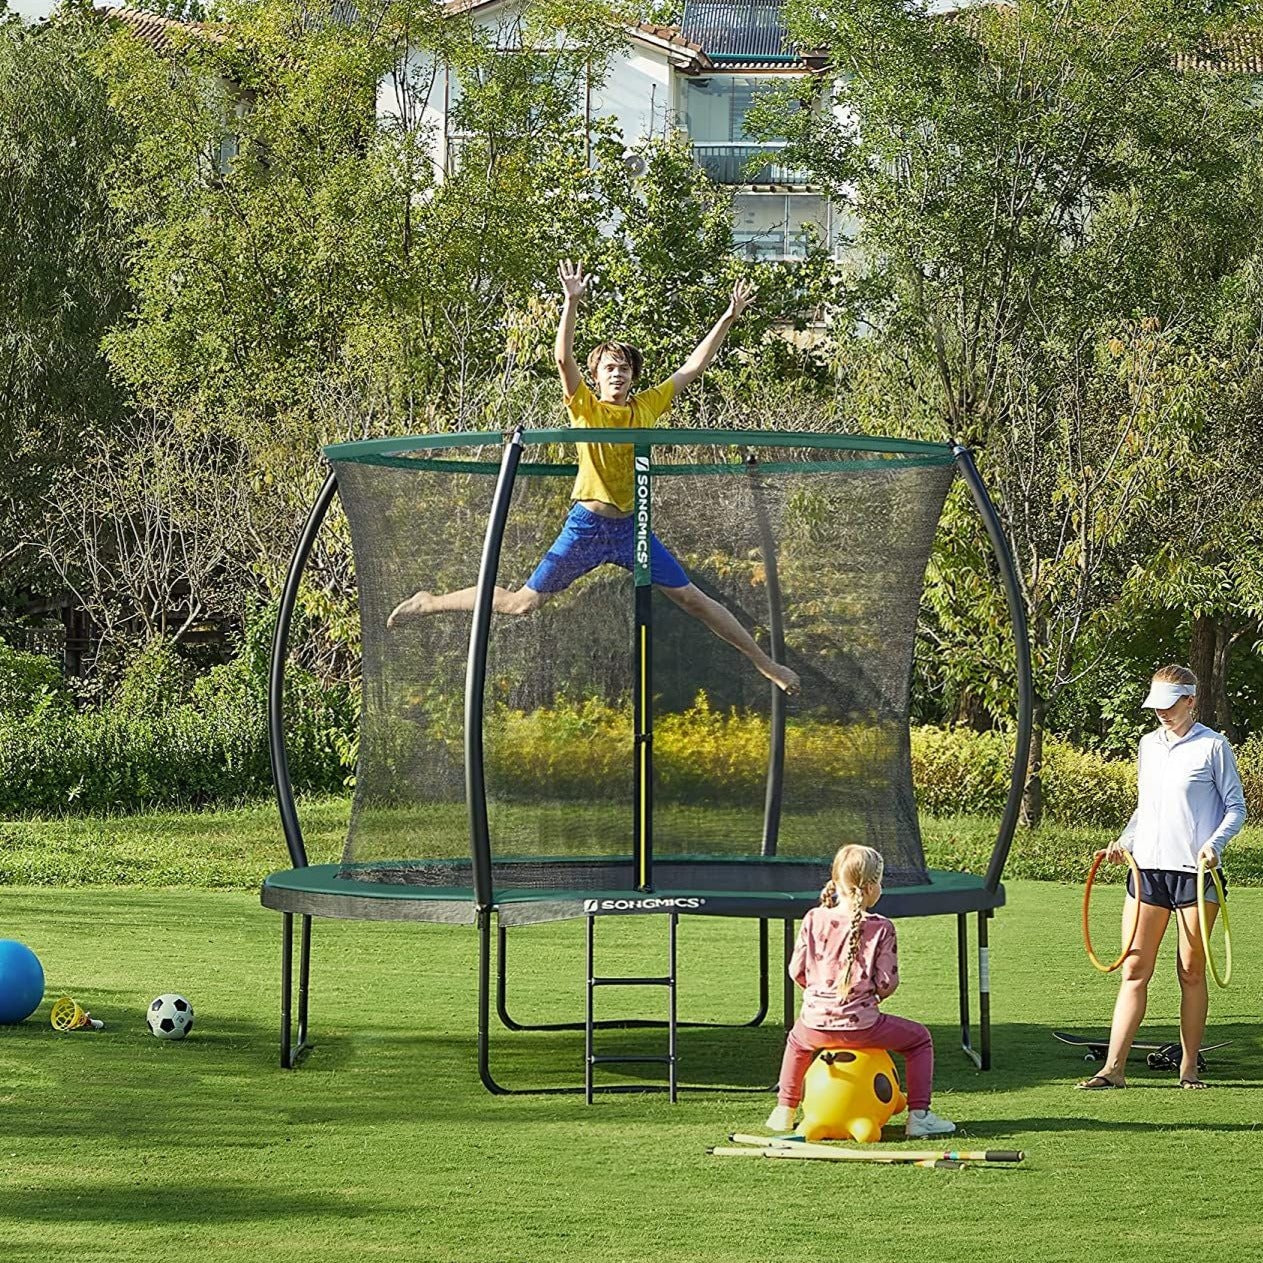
[262, 429, 1032, 1090]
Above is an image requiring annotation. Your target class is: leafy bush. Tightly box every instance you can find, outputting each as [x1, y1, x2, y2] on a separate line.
[484, 693, 905, 809]
[10, 663, 1263, 831]
[1234, 732, 1263, 824]
[0, 639, 71, 718]
[113, 636, 196, 716]
[486, 703, 1255, 828]
[0, 617, 355, 817]
[0, 692, 352, 817]
[910, 725, 1136, 826]
[909, 726, 1014, 819]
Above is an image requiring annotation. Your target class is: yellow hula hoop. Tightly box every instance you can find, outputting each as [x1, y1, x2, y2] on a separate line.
[1083, 850, 1142, 973]
[1197, 856, 1232, 988]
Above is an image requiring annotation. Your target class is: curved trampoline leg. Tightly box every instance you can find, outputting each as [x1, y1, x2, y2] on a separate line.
[280, 912, 313, 1069]
[494, 918, 770, 1033]
[958, 911, 992, 1071]
[479, 907, 579, 1096]
[478, 909, 509, 1095]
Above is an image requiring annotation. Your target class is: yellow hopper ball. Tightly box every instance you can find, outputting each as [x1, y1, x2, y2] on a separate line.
[800, 1047, 907, 1143]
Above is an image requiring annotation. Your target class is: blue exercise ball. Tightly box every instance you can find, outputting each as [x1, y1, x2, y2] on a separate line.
[0, 940, 45, 1024]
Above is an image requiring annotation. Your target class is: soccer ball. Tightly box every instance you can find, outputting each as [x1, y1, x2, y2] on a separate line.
[146, 993, 194, 1040]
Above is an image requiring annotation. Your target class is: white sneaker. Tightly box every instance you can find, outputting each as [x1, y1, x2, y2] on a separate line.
[765, 1105, 798, 1134]
[905, 1108, 956, 1139]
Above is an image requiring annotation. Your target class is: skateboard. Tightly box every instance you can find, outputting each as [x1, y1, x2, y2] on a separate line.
[1053, 1030, 1230, 1072]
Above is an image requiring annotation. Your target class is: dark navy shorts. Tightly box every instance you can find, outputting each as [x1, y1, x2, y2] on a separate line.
[1126, 867, 1227, 910]
[525, 504, 690, 594]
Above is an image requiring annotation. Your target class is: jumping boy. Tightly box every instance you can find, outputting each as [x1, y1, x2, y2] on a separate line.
[388, 259, 799, 695]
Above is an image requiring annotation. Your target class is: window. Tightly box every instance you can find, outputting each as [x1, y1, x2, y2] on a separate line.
[683, 75, 781, 144]
[732, 192, 837, 261]
[684, 74, 810, 186]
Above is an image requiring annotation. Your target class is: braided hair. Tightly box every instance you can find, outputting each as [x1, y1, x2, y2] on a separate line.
[820, 844, 885, 999]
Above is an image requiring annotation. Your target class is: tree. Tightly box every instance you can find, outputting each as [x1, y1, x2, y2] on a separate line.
[39, 417, 264, 654]
[1110, 315, 1263, 739]
[766, 0, 1263, 818]
[0, 8, 132, 611]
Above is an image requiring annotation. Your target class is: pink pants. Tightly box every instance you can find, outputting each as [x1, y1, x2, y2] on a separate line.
[776, 1014, 935, 1111]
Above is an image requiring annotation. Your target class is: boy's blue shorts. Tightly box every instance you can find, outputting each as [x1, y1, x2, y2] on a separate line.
[525, 504, 690, 594]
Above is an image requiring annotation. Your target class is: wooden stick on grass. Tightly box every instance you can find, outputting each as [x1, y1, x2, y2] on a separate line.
[710, 1146, 964, 1169]
[726, 1134, 1025, 1163]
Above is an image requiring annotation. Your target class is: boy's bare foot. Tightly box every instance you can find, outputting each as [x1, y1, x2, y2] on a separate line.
[764, 662, 800, 695]
[387, 591, 438, 626]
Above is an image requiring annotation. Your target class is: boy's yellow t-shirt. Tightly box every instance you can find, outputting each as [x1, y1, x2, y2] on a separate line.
[565, 378, 675, 512]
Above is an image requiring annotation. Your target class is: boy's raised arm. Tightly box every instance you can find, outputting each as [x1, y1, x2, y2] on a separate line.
[670, 278, 756, 395]
[555, 259, 587, 399]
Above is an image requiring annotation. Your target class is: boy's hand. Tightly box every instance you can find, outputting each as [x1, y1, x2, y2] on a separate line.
[558, 259, 589, 301]
[726, 277, 757, 320]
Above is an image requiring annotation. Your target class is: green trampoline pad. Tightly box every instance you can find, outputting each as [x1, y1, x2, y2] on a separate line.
[261, 864, 1004, 927]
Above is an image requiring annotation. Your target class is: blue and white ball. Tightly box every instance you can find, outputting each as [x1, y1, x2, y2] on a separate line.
[147, 993, 194, 1040]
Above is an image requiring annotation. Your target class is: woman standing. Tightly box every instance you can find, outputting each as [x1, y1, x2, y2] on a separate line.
[1078, 664, 1246, 1090]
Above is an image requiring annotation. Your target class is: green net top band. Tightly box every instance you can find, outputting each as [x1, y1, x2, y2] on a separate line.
[324, 428, 956, 467]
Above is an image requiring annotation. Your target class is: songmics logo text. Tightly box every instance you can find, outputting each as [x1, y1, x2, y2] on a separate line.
[583, 897, 706, 914]
[634, 463, 651, 567]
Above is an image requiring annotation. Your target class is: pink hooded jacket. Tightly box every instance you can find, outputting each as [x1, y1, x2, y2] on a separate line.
[789, 907, 900, 1030]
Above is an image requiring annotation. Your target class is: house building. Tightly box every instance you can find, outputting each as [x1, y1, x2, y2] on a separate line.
[381, 0, 841, 261]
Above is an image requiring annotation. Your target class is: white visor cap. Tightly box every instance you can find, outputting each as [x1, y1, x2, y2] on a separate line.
[1142, 681, 1196, 709]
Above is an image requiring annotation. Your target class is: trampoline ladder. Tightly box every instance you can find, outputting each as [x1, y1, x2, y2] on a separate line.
[585, 912, 678, 1104]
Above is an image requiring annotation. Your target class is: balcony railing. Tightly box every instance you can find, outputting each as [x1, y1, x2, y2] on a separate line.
[692, 142, 812, 187]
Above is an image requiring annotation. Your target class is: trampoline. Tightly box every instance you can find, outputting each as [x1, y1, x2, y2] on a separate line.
[261, 427, 1032, 1098]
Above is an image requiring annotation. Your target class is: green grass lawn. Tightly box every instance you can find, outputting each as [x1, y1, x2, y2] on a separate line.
[7, 795, 1263, 889]
[2, 877, 1261, 1262]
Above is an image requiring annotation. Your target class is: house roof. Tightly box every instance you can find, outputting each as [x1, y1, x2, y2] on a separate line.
[627, 20, 712, 72]
[442, 0, 825, 71]
[93, 4, 226, 52]
[1174, 29, 1263, 74]
[97, 1, 1263, 80]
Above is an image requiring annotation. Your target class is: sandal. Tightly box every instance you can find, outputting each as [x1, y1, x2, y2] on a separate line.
[1076, 1074, 1126, 1090]
[1180, 1078, 1210, 1089]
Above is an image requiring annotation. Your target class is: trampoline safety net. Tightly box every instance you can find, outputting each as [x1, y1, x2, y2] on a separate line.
[331, 434, 955, 918]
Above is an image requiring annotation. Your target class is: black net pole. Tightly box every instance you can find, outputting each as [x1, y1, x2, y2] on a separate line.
[952, 445, 1033, 893]
[269, 470, 339, 871]
[633, 444, 654, 893]
[745, 454, 787, 857]
[466, 429, 524, 911]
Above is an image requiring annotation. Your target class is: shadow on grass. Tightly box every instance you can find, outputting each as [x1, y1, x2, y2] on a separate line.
[6, 984, 1256, 1088]
[957, 1115, 1263, 1137]
[265, 1015, 1263, 1099]
[4, 1003, 1261, 1159]
[0, 1180, 381, 1227]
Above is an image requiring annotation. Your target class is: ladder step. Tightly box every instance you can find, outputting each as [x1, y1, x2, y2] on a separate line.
[591, 976, 672, 987]
[589, 1054, 674, 1065]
